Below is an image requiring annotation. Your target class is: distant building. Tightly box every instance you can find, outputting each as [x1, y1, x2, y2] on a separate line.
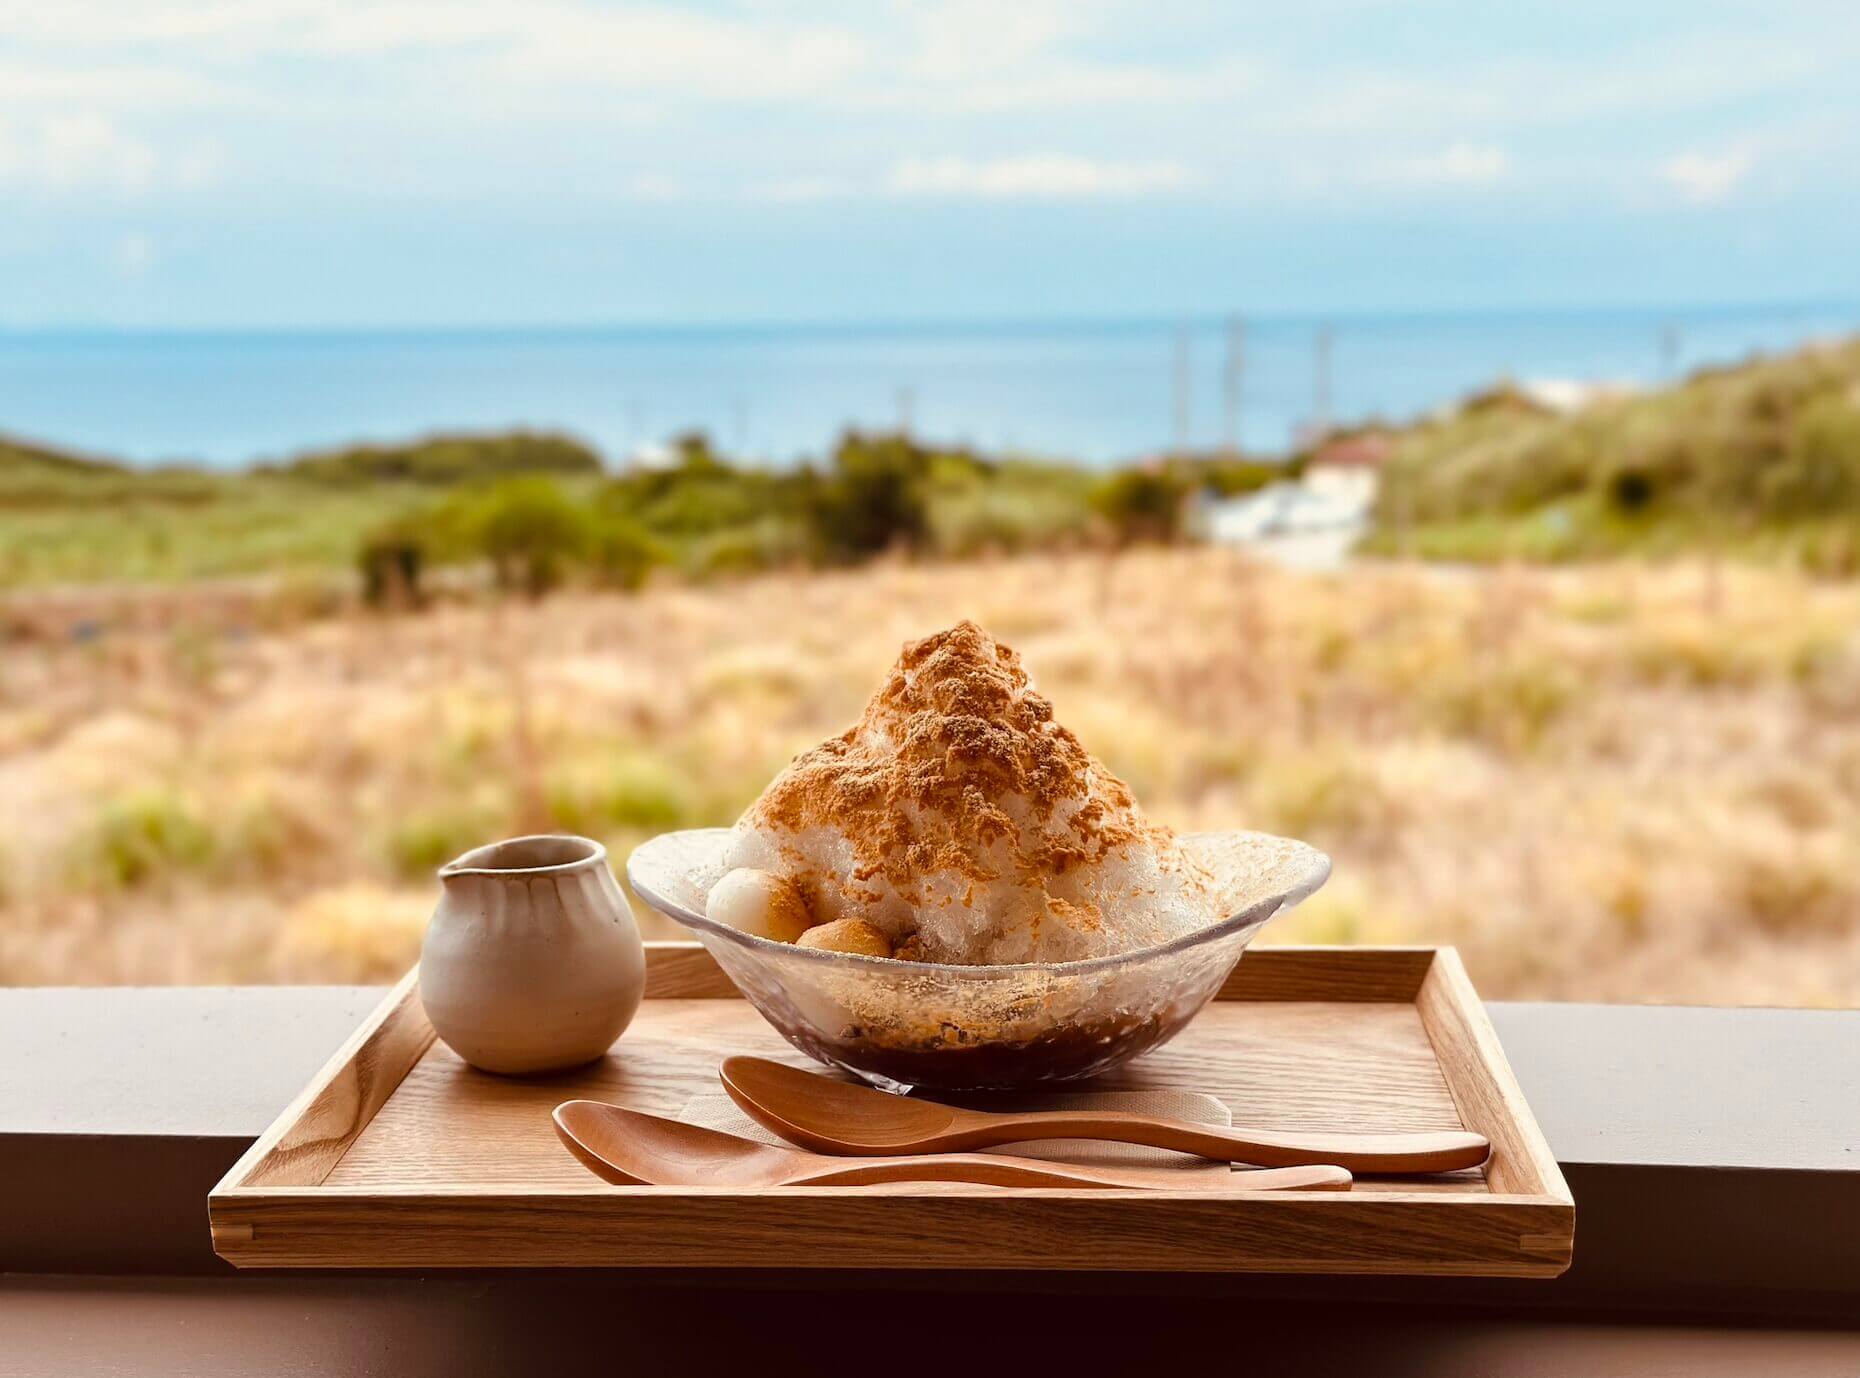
[625, 441, 678, 472]
[1187, 430, 1386, 547]
[1302, 431, 1390, 509]
[1515, 378, 1639, 414]
[1186, 480, 1367, 544]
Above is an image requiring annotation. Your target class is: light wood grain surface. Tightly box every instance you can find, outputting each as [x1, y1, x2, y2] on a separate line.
[1418, 947, 1572, 1202]
[218, 968, 434, 1193]
[212, 1187, 1569, 1273]
[323, 1000, 1475, 1193]
[212, 944, 1573, 1275]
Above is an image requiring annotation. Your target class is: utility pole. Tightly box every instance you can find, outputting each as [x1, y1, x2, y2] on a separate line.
[1223, 314, 1245, 455]
[1173, 325, 1192, 456]
[1312, 324, 1334, 441]
[1659, 323, 1681, 382]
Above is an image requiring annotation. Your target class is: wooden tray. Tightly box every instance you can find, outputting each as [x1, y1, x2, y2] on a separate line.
[210, 944, 1573, 1275]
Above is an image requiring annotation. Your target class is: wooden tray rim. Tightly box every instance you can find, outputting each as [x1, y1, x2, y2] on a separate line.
[210, 943, 1573, 1275]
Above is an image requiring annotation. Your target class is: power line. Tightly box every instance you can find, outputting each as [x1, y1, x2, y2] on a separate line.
[1313, 324, 1334, 439]
[1172, 324, 1192, 455]
[1223, 314, 1245, 455]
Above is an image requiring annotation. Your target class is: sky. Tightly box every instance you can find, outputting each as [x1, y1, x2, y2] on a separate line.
[1, 0, 1857, 328]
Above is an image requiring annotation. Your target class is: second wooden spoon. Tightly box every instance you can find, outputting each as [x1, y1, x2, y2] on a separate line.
[554, 1100, 1351, 1191]
[720, 1056, 1491, 1173]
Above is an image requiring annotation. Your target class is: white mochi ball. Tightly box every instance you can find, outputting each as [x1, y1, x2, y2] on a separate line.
[705, 867, 812, 943]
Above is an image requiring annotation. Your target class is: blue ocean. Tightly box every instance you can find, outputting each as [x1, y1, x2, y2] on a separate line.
[2, 304, 1854, 469]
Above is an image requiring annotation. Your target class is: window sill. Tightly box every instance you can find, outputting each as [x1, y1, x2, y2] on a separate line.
[2, 986, 1856, 1324]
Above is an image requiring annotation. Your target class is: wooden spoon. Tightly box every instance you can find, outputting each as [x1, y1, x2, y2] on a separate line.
[720, 1056, 1490, 1173]
[553, 1100, 1352, 1191]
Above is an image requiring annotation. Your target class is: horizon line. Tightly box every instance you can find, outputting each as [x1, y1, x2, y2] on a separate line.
[2, 296, 1855, 340]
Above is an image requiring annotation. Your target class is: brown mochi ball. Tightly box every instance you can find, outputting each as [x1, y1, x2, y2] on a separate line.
[795, 918, 893, 958]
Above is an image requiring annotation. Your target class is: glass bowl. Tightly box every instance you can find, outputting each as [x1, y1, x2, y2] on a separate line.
[626, 828, 1329, 1092]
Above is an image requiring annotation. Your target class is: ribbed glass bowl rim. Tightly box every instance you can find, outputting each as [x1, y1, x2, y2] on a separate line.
[626, 827, 1330, 980]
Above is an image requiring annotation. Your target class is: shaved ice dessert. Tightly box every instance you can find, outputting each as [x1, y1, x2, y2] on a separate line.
[707, 620, 1219, 965]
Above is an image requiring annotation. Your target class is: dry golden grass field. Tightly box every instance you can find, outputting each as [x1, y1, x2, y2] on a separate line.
[3, 547, 1858, 1005]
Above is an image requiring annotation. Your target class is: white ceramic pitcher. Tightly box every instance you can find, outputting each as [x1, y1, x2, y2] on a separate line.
[421, 835, 645, 1075]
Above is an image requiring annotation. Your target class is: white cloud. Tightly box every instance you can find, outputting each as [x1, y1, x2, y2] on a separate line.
[900, 0, 1074, 79]
[882, 0, 1211, 113]
[1661, 144, 1755, 203]
[0, 60, 234, 113]
[468, 6, 868, 101]
[1377, 142, 1510, 186]
[0, 111, 220, 198]
[0, 0, 870, 103]
[0, 0, 1847, 224]
[0, 0, 1203, 118]
[887, 155, 1197, 200]
[0, 113, 158, 192]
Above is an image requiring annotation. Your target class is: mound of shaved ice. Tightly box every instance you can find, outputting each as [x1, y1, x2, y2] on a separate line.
[716, 620, 1217, 964]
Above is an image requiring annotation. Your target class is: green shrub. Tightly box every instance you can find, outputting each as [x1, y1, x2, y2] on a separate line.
[67, 791, 216, 889]
[385, 806, 503, 878]
[598, 438, 820, 575]
[628, 477, 766, 535]
[546, 755, 695, 833]
[588, 515, 661, 591]
[1190, 454, 1300, 497]
[688, 520, 809, 578]
[1252, 752, 1393, 838]
[279, 431, 602, 486]
[1423, 655, 1579, 751]
[1371, 338, 1860, 560]
[1089, 467, 1188, 545]
[357, 523, 426, 607]
[1605, 467, 1658, 514]
[928, 479, 1095, 557]
[806, 432, 932, 563]
[469, 478, 594, 596]
[665, 430, 730, 475]
[1766, 394, 1860, 516]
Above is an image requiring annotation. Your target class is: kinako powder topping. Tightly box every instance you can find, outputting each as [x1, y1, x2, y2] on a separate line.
[737, 620, 1209, 958]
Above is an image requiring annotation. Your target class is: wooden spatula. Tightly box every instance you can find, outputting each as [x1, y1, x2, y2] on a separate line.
[720, 1056, 1490, 1173]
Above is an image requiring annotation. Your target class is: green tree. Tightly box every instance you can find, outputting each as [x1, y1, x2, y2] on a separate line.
[471, 478, 593, 597]
[806, 431, 932, 563]
[587, 514, 662, 591]
[1089, 467, 1188, 545]
[357, 524, 425, 608]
